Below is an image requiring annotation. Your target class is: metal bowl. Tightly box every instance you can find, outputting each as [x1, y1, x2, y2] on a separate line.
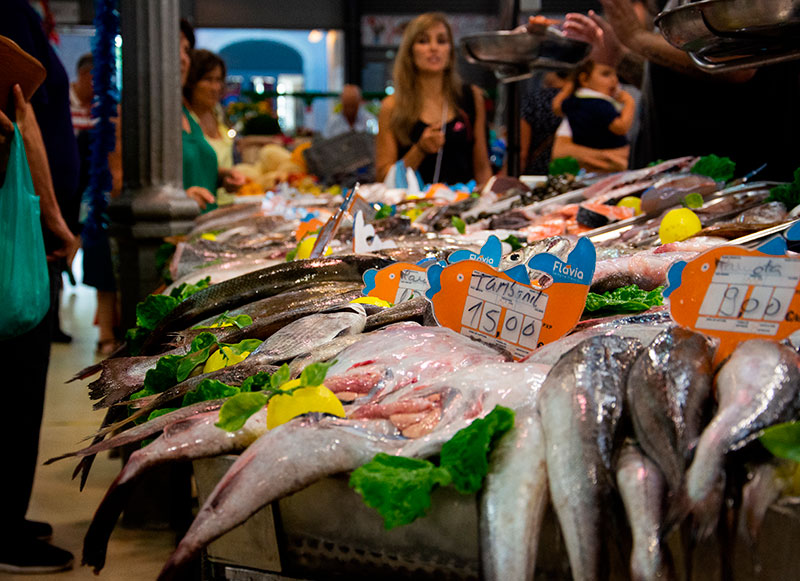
[656, 0, 800, 71]
[460, 28, 590, 82]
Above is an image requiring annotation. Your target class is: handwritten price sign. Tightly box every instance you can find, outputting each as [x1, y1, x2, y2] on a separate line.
[665, 238, 800, 365]
[426, 237, 596, 360]
[362, 262, 430, 305]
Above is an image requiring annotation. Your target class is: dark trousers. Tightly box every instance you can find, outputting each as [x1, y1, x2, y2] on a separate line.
[0, 262, 57, 539]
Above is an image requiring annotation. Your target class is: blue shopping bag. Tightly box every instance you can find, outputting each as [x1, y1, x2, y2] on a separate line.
[0, 124, 49, 339]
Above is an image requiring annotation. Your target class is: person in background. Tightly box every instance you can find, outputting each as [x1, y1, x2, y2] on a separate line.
[70, 52, 94, 135]
[184, 49, 234, 173]
[551, 59, 636, 171]
[375, 12, 493, 186]
[519, 70, 569, 175]
[179, 20, 244, 212]
[323, 84, 377, 138]
[564, 0, 800, 180]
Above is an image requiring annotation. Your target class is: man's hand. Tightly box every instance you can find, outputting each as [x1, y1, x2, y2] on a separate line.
[186, 186, 215, 210]
[598, 0, 649, 53]
[563, 11, 626, 67]
[48, 230, 80, 269]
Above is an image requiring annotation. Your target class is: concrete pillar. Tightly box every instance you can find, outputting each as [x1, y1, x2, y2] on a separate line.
[110, 0, 199, 329]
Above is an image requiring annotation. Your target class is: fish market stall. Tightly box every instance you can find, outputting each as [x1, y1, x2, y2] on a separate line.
[55, 151, 800, 581]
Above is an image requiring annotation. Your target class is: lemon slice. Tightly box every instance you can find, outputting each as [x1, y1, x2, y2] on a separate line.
[659, 208, 702, 244]
[350, 296, 392, 308]
[203, 346, 252, 374]
[295, 235, 332, 260]
[200, 232, 217, 241]
[617, 196, 642, 215]
[267, 379, 345, 429]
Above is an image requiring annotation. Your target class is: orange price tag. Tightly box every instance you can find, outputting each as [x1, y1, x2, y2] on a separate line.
[425, 237, 596, 360]
[362, 262, 430, 305]
[295, 218, 323, 242]
[665, 238, 800, 367]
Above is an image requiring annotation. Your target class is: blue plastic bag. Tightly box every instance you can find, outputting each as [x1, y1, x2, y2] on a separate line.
[0, 124, 50, 339]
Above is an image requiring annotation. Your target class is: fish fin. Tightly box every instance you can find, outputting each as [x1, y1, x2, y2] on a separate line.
[43, 451, 75, 465]
[662, 485, 692, 538]
[68, 362, 104, 383]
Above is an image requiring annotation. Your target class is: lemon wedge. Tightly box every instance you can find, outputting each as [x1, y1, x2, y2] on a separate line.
[203, 346, 252, 374]
[350, 296, 392, 308]
[617, 196, 642, 215]
[266, 379, 345, 429]
[295, 235, 332, 260]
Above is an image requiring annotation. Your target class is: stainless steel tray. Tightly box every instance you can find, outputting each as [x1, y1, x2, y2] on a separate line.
[656, 0, 800, 71]
[460, 28, 590, 82]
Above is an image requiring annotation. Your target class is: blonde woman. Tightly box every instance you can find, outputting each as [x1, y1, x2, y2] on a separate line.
[376, 12, 492, 186]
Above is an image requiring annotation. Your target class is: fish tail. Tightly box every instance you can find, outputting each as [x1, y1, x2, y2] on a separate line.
[82, 475, 136, 573]
[662, 485, 691, 538]
[68, 362, 104, 382]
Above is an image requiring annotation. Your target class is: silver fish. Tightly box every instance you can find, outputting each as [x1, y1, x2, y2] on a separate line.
[684, 340, 800, 526]
[539, 335, 643, 581]
[627, 327, 715, 495]
[616, 443, 676, 581]
[480, 401, 548, 581]
[82, 409, 268, 573]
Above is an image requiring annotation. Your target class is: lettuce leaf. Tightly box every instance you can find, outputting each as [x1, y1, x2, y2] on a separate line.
[182, 379, 241, 407]
[349, 455, 452, 529]
[690, 154, 735, 183]
[585, 285, 664, 314]
[349, 406, 515, 529]
[760, 422, 800, 463]
[766, 167, 800, 211]
[549, 156, 580, 176]
[215, 391, 269, 432]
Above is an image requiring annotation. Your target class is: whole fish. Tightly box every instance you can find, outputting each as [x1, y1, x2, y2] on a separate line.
[156, 416, 405, 581]
[104, 306, 366, 432]
[288, 333, 367, 378]
[684, 340, 800, 526]
[140, 254, 393, 354]
[157, 360, 546, 581]
[626, 327, 715, 495]
[45, 399, 227, 464]
[83, 409, 268, 573]
[85, 285, 365, 407]
[539, 335, 643, 581]
[616, 442, 676, 581]
[480, 401, 548, 581]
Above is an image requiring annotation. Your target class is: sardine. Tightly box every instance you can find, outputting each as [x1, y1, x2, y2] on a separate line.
[684, 341, 800, 523]
[539, 335, 643, 581]
[140, 254, 392, 354]
[626, 327, 715, 495]
[82, 409, 268, 573]
[616, 443, 676, 581]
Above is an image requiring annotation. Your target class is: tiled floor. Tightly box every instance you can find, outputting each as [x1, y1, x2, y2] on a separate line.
[1, 254, 175, 580]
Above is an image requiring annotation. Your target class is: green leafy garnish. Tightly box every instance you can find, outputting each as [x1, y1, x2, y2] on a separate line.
[585, 284, 664, 314]
[451, 216, 466, 235]
[182, 379, 242, 407]
[147, 408, 178, 422]
[350, 455, 452, 529]
[549, 156, 580, 176]
[760, 422, 800, 463]
[215, 392, 270, 432]
[374, 204, 394, 220]
[647, 159, 666, 167]
[155, 243, 177, 284]
[124, 277, 212, 355]
[192, 312, 253, 330]
[502, 235, 523, 251]
[215, 362, 336, 432]
[176, 333, 220, 382]
[690, 154, 735, 183]
[439, 406, 515, 494]
[349, 406, 515, 529]
[682, 193, 704, 209]
[285, 248, 298, 262]
[766, 167, 800, 211]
